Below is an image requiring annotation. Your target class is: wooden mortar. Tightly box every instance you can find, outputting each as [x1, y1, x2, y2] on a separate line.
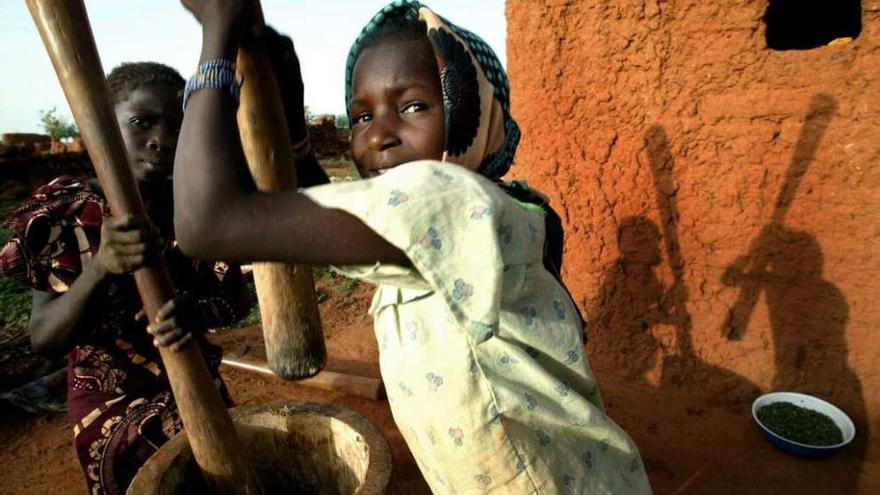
[129, 402, 391, 495]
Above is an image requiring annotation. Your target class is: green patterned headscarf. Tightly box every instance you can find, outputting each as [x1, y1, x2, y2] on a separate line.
[345, 0, 520, 180]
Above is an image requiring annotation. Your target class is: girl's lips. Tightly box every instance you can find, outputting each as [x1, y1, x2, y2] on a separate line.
[141, 160, 172, 174]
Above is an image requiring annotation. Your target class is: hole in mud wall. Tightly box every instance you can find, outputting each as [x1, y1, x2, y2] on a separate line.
[764, 0, 862, 50]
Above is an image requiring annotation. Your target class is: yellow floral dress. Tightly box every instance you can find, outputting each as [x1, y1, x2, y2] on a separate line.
[304, 161, 651, 494]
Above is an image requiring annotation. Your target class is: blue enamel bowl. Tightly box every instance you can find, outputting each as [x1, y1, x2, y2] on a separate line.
[752, 392, 855, 459]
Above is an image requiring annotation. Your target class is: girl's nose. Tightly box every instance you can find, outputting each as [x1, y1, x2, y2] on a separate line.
[146, 125, 177, 152]
[367, 114, 402, 152]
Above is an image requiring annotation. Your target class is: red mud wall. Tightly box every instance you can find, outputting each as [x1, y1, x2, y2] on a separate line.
[507, 1, 879, 492]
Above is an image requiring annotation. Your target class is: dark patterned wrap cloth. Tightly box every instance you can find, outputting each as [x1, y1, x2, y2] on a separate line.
[0, 176, 248, 495]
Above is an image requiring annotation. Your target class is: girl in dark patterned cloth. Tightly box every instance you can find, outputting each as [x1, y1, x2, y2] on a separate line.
[0, 62, 243, 495]
[0, 50, 326, 495]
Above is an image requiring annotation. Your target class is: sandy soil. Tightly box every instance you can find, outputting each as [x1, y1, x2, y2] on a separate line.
[0, 280, 431, 495]
[0, 277, 872, 494]
[0, 162, 873, 493]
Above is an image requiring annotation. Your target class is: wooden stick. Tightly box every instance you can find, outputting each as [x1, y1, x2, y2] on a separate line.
[645, 126, 696, 358]
[236, 5, 326, 380]
[222, 357, 386, 401]
[24, 2, 261, 493]
[718, 94, 836, 339]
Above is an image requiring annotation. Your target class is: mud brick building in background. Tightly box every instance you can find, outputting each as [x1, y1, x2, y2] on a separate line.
[506, 1, 877, 493]
[310, 115, 352, 160]
[0, 134, 91, 188]
[0, 119, 351, 185]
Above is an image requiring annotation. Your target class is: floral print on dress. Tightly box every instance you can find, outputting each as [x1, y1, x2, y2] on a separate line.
[432, 169, 455, 183]
[499, 353, 518, 365]
[521, 306, 538, 326]
[388, 189, 409, 206]
[398, 382, 414, 397]
[425, 427, 438, 446]
[564, 349, 580, 364]
[528, 222, 539, 241]
[449, 427, 464, 446]
[553, 300, 567, 320]
[420, 227, 443, 250]
[474, 473, 493, 488]
[630, 457, 641, 473]
[555, 382, 571, 397]
[524, 393, 538, 411]
[452, 278, 473, 302]
[426, 372, 444, 391]
[470, 204, 494, 219]
[468, 356, 479, 374]
[563, 474, 577, 495]
[406, 320, 419, 341]
[582, 449, 594, 469]
[469, 322, 495, 343]
[538, 429, 552, 447]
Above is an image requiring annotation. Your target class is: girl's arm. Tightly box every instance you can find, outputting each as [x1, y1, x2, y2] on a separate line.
[175, 1, 404, 266]
[29, 215, 158, 358]
[29, 261, 107, 359]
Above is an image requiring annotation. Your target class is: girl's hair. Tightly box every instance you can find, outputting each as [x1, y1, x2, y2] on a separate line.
[347, 12, 433, 121]
[358, 11, 429, 54]
[106, 62, 184, 103]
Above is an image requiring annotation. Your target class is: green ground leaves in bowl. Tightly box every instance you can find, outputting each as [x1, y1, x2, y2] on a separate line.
[757, 402, 844, 446]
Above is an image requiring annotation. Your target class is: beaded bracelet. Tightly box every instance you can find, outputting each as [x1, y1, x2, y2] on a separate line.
[183, 59, 241, 110]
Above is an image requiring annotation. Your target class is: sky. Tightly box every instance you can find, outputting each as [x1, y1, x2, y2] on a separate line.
[0, 0, 506, 134]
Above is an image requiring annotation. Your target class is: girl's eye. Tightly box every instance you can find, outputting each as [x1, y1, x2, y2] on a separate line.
[129, 117, 150, 129]
[352, 113, 372, 125]
[401, 102, 427, 114]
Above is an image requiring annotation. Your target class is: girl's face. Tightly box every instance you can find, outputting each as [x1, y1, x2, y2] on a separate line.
[349, 39, 445, 178]
[114, 84, 182, 183]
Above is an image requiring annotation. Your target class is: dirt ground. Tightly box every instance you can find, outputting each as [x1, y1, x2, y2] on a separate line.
[0, 280, 432, 495]
[0, 163, 874, 493]
[506, 1, 878, 492]
[0, 277, 873, 494]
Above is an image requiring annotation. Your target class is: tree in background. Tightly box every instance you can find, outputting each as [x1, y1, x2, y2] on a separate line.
[303, 105, 317, 125]
[335, 114, 350, 129]
[39, 107, 79, 141]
